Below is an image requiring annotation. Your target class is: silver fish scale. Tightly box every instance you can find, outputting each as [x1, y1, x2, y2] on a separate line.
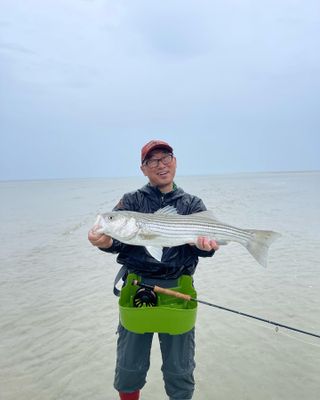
[137, 213, 253, 242]
[97, 208, 280, 267]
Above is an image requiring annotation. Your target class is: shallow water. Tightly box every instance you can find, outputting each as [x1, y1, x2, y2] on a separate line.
[1, 172, 319, 399]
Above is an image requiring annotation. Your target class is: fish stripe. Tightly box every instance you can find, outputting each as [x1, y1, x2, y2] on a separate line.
[139, 218, 252, 241]
[97, 209, 280, 267]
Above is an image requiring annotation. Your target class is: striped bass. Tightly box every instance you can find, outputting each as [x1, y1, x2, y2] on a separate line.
[94, 206, 280, 267]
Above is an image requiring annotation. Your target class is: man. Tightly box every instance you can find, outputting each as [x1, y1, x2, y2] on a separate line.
[88, 140, 219, 400]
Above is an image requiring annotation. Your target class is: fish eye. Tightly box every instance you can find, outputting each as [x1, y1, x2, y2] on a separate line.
[108, 216, 113, 221]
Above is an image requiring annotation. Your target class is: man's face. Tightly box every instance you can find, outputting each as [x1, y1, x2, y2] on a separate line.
[140, 149, 177, 191]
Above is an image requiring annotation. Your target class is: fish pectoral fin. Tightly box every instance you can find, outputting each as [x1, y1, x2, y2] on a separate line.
[139, 233, 159, 240]
[146, 246, 163, 262]
[216, 239, 229, 246]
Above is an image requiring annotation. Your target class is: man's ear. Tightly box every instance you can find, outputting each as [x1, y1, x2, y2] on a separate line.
[140, 165, 147, 176]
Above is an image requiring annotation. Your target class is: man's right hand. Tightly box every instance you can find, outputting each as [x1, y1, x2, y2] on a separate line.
[88, 228, 113, 249]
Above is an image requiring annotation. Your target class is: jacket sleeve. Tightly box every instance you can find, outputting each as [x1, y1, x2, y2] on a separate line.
[188, 196, 216, 258]
[98, 193, 134, 255]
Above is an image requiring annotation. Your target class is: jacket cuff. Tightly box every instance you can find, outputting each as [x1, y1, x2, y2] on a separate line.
[98, 238, 123, 254]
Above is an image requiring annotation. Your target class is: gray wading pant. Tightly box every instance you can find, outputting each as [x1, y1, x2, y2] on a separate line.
[114, 324, 196, 400]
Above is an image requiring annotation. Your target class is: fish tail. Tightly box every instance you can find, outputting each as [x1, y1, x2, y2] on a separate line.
[245, 230, 281, 268]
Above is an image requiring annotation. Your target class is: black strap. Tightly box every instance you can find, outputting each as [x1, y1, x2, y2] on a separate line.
[113, 267, 180, 296]
[113, 265, 128, 296]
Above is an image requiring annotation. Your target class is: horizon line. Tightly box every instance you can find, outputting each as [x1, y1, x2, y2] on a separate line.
[1, 169, 319, 183]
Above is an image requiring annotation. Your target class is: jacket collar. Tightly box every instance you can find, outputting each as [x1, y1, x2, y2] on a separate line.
[140, 182, 184, 201]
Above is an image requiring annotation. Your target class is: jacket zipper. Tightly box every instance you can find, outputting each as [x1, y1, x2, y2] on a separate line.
[160, 195, 165, 207]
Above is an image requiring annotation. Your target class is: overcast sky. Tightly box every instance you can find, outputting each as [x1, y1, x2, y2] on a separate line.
[1, 0, 319, 180]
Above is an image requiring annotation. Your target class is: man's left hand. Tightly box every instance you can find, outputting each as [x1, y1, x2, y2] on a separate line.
[195, 236, 219, 251]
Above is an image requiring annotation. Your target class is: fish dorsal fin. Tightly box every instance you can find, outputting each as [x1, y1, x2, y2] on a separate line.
[195, 210, 221, 222]
[154, 205, 178, 215]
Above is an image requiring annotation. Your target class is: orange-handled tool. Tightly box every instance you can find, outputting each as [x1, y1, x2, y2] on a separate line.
[133, 279, 192, 301]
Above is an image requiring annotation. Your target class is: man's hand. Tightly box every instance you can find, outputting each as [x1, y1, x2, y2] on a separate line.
[88, 228, 113, 249]
[195, 236, 219, 251]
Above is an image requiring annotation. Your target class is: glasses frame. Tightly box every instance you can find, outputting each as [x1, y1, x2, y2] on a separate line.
[143, 153, 174, 169]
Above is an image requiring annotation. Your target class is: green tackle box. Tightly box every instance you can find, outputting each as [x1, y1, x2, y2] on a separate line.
[119, 273, 197, 335]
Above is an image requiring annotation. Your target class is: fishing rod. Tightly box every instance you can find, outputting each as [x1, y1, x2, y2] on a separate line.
[132, 280, 320, 339]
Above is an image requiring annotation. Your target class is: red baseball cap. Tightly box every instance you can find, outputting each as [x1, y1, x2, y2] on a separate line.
[141, 140, 173, 163]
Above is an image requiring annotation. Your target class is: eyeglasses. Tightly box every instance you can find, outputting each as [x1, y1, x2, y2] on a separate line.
[143, 154, 174, 169]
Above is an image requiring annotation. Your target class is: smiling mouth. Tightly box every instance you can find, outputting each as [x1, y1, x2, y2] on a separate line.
[157, 171, 169, 177]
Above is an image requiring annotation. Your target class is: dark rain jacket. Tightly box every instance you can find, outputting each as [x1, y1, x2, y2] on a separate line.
[100, 183, 215, 279]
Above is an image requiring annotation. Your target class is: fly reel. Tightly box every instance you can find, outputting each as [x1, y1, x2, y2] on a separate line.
[133, 287, 158, 308]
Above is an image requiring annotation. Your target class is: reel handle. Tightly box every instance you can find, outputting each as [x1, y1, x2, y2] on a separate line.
[133, 280, 192, 302]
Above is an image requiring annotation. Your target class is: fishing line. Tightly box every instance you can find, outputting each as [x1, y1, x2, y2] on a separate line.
[269, 322, 320, 348]
[133, 281, 320, 340]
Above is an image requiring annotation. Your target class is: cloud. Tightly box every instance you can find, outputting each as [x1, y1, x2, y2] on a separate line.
[123, 1, 213, 58]
[0, 0, 319, 179]
[0, 41, 36, 55]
